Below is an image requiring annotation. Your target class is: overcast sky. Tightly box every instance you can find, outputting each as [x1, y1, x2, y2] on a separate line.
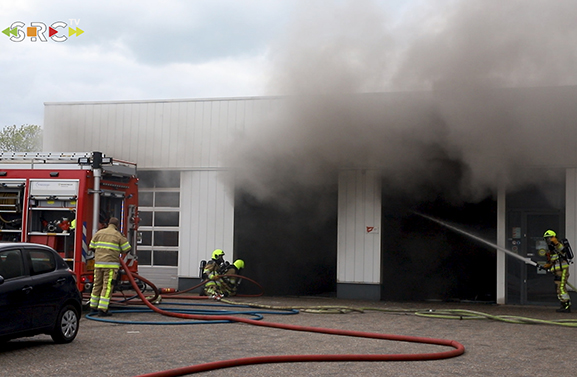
[0, 0, 410, 128]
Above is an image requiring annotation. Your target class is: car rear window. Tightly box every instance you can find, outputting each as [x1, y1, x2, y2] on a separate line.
[0, 249, 24, 279]
[29, 249, 56, 275]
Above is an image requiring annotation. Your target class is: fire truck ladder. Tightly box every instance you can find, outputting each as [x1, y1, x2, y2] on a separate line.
[0, 151, 137, 173]
[0, 151, 95, 162]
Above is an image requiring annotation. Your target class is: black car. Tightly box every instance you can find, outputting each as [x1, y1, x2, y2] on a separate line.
[0, 243, 81, 343]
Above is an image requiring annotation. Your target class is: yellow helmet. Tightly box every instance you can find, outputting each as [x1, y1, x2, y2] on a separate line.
[212, 249, 225, 260]
[233, 259, 245, 270]
[543, 230, 557, 238]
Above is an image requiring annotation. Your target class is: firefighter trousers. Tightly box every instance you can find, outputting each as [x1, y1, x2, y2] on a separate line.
[554, 267, 570, 303]
[203, 280, 222, 296]
[90, 267, 118, 312]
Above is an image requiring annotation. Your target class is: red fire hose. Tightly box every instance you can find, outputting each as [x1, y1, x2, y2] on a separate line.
[118, 258, 465, 377]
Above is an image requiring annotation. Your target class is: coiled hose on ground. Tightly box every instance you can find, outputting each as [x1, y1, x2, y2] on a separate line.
[86, 259, 465, 377]
[102, 258, 465, 376]
[87, 261, 577, 375]
[85, 262, 577, 375]
[216, 299, 577, 327]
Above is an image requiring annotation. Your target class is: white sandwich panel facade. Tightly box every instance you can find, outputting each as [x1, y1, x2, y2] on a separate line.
[44, 98, 280, 169]
[43, 97, 382, 295]
[179, 170, 235, 278]
[337, 169, 382, 285]
[43, 93, 577, 301]
[43, 98, 279, 288]
[565, 169, 577, 288]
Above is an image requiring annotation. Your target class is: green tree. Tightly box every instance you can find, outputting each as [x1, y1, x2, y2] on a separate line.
[0, 124, 43, 152]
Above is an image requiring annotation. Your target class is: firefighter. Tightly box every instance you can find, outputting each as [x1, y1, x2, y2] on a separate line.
[543, 230, 571, 313]
[202, 249, 227, 298]
[219, 259, 245, 297]
[89, 217, 132, 316]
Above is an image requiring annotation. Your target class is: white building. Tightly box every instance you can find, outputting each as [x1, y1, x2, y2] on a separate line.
[44, 87, 577, 304]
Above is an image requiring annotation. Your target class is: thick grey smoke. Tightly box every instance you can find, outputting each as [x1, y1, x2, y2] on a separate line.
[226, 0, 577, 206]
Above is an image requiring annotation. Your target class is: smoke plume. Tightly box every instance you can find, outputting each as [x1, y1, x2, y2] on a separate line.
[226, 0, 577, 206]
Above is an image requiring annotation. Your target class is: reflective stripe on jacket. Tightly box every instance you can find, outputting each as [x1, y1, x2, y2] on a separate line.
[548, 237, 570, 271]
[94, 261, 121, 268]
[89, 224, 131, 264]
[203, 260, 220, 280]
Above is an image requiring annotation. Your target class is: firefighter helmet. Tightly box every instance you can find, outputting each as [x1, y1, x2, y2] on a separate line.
[212, 249, 225, 260]
[544, 230, 557, 238]
[233, 259, 245, 270]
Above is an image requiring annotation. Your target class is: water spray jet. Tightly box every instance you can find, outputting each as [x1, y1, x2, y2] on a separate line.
[413, 211, 537, 266]
[414, 212, 577, 292]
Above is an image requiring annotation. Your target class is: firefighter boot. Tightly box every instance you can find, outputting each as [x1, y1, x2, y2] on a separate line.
[556, 301, 571, 313]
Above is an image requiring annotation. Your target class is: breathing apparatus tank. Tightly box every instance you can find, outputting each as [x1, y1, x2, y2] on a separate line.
[561, 239, 574, 262]
[199, 260, 207, 279]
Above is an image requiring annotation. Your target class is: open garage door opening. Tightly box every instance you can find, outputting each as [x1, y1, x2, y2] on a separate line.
[233, 189, 338, 297]
[381, 194, 497, 303]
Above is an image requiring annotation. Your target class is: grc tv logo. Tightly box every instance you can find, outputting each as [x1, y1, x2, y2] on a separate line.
[3, 20, 84, 42]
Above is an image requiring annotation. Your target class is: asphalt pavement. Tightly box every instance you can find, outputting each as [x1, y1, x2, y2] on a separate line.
[1, 296, 576, 377]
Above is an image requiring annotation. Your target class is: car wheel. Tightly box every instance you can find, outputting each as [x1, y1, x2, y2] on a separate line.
[50, 304, 80, 344]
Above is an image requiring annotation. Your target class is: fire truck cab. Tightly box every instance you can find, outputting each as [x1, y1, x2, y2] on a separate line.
[0, 151, 139, 293]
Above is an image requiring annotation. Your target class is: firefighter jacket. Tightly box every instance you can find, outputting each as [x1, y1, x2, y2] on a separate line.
[220, 266, 241, 296]
[89, 224, 131, 268]
[546, 237, 570, 271]
[203, 259, 224, 280]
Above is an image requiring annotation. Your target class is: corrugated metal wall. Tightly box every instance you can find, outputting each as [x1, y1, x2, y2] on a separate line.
[337, 169, 382, 284]
[565, 168, 577, 287]
[43, 97, 282, 281]
[44, 97, 387, 287]
[138, 266, 178, 289]
[179, 170, 235, 277]
[43, 97, 280, 168]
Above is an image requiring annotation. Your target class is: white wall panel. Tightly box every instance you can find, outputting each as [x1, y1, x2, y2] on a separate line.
[566, 168, 577, 288]
[90, 104, 104, 152]
[138, 266, 178, 289]
[44, 97, 278, 169]
[496, 184, 506, 305]
[179, 170, 235, 277]
[168, 102, 185, 167]
[337, 169, 381, 284]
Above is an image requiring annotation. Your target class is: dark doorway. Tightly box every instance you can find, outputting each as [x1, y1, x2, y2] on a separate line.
[233, 190, 338, 296]
[381, 197, 497, 302]
[506, 180, 565, 305]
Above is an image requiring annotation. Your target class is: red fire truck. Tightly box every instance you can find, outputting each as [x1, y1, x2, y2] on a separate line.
[0, 151, 139, 293]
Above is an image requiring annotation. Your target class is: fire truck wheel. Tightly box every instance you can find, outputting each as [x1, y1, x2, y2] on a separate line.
[50, 304, 80, 344]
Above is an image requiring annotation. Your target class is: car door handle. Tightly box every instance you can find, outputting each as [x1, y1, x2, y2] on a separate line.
[55, 277, 67, 285]
[22, 286, 33, 293]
